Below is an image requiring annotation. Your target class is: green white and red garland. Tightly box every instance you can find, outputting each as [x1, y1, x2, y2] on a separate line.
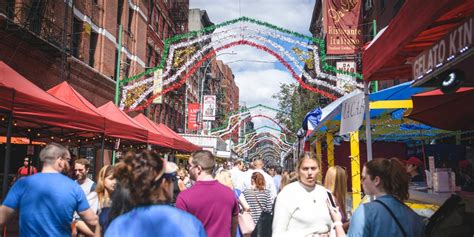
[119, 17, 363, 111]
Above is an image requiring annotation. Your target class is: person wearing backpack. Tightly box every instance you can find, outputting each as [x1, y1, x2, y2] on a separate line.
[328, 158, 424, 237]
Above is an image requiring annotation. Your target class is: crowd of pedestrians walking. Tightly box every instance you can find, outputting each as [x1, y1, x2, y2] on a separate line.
[0, 142, 426, 237]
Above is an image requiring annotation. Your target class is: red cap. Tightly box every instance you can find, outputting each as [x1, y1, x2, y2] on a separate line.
[406, 157, 422, 167]
[458, 160, 471, 170]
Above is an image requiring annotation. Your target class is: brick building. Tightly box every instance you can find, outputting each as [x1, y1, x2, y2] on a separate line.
[0, 0, 148, 106]
[309, 0, 407, 91]
[146, 0, 189, 132]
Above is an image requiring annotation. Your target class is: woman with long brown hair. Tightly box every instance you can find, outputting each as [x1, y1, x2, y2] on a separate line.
[324, 165, 349, 231]
[273, 152, 333, 236]
[104, 150, 206, 237]
[242, 172, 273, 224]
[328, 158, 424, 237]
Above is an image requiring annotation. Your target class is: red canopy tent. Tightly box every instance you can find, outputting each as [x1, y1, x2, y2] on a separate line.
[133, 113, 175, 149]
[47, 82, 106, 132]
[155, 124, 201, 152]
[97, 102, 148, 143]
[408, 87, 474, 131]
[0, 61, 104, 133]
[363, 0, 474, 81]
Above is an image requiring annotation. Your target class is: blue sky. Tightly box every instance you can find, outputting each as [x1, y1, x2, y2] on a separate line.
[189, 0, 316, 132]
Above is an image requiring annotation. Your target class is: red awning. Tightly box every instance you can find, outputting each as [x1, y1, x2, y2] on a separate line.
[0, 61, 104, 133]
[156, 124, 201, 152]
[133, 114, 175, 149]
[97, 102, 148, 143]
[363, 0, 474, 81]
[408, 87, 474, 131]
[47, 82, 106, 130]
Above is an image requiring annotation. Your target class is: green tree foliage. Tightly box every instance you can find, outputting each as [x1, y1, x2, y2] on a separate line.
[273, 83, 322, 141]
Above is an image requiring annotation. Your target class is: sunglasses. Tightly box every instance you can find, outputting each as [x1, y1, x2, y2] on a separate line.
[162, 172, 177, 182]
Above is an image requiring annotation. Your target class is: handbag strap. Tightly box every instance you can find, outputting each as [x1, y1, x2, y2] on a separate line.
[253, 190, 263, 210]
[373, 200, 407, 237]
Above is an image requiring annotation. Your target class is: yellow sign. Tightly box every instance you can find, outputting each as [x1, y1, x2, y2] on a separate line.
[153, 69, 163, 104]
[83, 23, 92, 35]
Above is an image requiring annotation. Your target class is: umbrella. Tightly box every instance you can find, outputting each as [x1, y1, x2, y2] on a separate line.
[408, 87, 474, 131]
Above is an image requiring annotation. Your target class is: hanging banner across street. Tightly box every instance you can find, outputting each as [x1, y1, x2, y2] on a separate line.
[203, 95, 216, 121]
[323, 0, 362, 54]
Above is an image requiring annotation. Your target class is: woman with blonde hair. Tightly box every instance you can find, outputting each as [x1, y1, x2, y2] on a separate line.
[273, 152, 334, 236]
[324, 166, 349, 231]
[216, 170, 250, 237]
[95, 165, 116, 236]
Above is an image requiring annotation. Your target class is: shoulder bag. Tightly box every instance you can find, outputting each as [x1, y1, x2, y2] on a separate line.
[374, 199, 407, 237]
[251, 190, 273, 237]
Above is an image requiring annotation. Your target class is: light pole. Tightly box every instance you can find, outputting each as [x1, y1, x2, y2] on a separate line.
[199, 52, 237, 135]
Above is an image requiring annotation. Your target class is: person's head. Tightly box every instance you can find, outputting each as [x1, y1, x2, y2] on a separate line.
[233, 160, 244, 171]
[296, 152, 320, 188]
[39, 142, 71, 173]
[279, 171, 291, 191]
[216, 170, 234, 189]
[74, 158, 90, 181]
[324, 166, 347, 214]
[113, 150, 168, 206]
[23, 157, 30, 167]
[177, 168, 188, 180]
[406, 157, 422, 174]
[253, 159, 264, 169]
[459, 159, 472, 173]
[362, 158, 410, 201]
[275, 166, 282, 175]
[251, 172, 266, 191]
[96, 165, 116, 205]
[188, 150, 215, 181]
[268, 167, 276, 177]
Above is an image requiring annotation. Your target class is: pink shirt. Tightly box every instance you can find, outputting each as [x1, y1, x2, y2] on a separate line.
[176, 180, 239, 237]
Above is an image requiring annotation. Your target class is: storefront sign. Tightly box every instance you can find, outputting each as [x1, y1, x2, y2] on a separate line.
[413, 17, 474, 79]
[336, 61, 356, 88]
[187, 103, 200, 131]
[323, 0, 362, 55]
[203, 95, 216, 121]
[340, 92, 365, 135]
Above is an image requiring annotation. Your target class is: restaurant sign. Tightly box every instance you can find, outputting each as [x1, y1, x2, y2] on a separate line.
[413, 17, 473, 79]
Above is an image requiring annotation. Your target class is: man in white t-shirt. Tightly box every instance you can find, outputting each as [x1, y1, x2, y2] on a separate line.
[73, 158, 99, 236]
[229, 160, 244, 190]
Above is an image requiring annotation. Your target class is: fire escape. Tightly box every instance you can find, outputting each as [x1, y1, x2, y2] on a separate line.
[170, 0, 189, 35]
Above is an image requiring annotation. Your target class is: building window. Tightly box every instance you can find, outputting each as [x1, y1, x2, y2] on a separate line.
[89, 31, 98, 67]
[117, 0, 124, 25]
[146, 44, 153, 67]
[381, 0, 387, 11]
[127, 8, 134, 34]
[124, 58, 132, 77]
[72, 17, 83, 58]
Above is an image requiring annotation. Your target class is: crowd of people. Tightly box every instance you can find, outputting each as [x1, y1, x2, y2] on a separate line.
[0, 142, 429, 237]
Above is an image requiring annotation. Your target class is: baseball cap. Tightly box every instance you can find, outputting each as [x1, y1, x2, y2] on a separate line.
[406, 157, 422, 167]
[458, 160, 472, 170]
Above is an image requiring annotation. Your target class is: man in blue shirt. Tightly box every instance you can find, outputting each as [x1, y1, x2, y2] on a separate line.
[0, 143, 98, 236]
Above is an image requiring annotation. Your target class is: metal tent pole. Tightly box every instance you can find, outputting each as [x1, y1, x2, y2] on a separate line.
[2, 112, 13, 198]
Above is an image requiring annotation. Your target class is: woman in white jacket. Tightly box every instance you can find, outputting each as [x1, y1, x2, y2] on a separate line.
[272, 153, 334, 237]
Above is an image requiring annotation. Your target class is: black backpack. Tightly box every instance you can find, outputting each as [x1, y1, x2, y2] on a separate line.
[425, 194, 474, 237]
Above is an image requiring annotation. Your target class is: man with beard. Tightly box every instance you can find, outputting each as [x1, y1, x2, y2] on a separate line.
[0, 143, 97, 236]
[73, 158, 99, 236]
